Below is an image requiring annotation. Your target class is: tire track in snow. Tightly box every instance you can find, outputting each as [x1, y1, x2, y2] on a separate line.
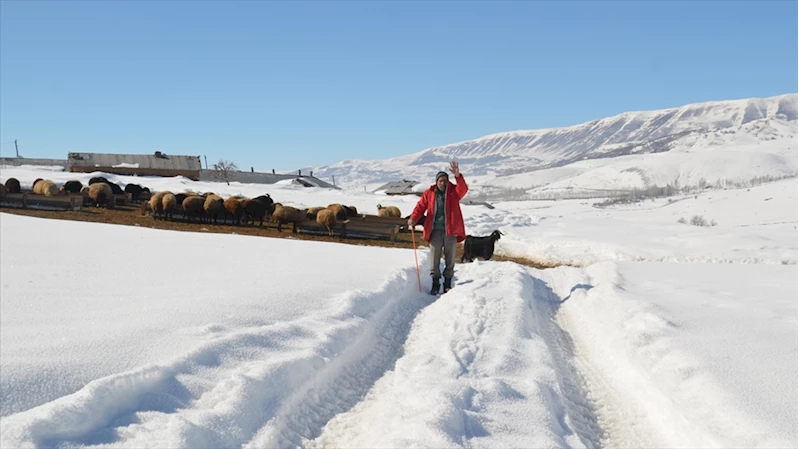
[306, 262, 606, 448]
[0, 268, 434, 449]
[241, 270, 434, 448]
[526, 274, 605, 448]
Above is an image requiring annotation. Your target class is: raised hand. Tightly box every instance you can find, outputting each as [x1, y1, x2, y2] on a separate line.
[450, 160, 460, 177]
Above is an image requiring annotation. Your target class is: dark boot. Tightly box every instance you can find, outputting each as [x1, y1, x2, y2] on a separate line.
[430, 277, 441, 295]
[443, 277, 453, 293]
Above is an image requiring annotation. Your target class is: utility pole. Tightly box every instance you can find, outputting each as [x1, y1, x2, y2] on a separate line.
[14, 139, 19, 158]
[204, 155, 208, 169]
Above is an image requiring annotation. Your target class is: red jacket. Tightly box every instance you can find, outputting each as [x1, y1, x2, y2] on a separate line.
[410, 175, 469, 243]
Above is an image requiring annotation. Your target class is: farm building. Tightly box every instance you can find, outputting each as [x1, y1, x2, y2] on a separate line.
[67, 152, 202, 180]
[373, 180, 420, 195]
[197, 170, 339, 189]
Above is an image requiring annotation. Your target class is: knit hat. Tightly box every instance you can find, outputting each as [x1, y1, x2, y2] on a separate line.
[435, 171, 449, 182]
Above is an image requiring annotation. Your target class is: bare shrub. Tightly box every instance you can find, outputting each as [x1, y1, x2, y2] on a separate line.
[212, 160, 239, 186]
[690, 215, 709, 227]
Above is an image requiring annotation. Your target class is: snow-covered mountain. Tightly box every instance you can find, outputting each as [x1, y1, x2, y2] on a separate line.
[306, 94, 797, 194]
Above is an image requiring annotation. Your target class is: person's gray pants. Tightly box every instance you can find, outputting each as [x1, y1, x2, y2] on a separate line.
[429, 229, 457, 279]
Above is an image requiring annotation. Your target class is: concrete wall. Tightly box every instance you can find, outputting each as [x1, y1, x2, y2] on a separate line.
[0, 157, 68, 168]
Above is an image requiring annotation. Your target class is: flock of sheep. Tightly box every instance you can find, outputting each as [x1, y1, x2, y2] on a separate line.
[144, 192, 404, 236]
[0, 176, 149, 207]
[0, 176, 406, 236]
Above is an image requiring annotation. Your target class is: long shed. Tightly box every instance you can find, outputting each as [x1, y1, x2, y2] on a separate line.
[67, 152, 202, 180]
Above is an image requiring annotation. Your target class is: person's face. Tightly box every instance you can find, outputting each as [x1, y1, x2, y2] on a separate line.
[437, 177, 448, 191]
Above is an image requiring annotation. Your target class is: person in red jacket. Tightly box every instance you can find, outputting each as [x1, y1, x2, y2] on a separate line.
[408, 161, 469, 295]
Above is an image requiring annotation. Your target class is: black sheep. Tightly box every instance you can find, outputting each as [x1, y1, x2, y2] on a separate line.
[61, 180, 83, 193]
[5, 178, 21, 193]
[461, 230, 503, 263]
[124, 183, 145, 202]
[174, 193, 189, 208]
[88, 176, 109, 185]
[107, 182, 123, 195]
[403, 214, 426, 231]
[253, 194, 273, 208]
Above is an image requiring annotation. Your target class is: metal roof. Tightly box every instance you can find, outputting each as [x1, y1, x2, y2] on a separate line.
[373, 180, 419, 194]
[67, 152, 201, 171]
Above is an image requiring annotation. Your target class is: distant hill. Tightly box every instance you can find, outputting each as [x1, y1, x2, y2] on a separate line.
[305, 94, 797, 196]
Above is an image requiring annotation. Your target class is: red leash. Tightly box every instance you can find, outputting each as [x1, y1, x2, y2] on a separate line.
[410, 227, 422, 292]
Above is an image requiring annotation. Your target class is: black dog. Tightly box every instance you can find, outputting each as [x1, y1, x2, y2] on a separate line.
[461, 230, 503, 262]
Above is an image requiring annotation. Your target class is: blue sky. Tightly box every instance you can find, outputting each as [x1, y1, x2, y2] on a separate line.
[1, 0, 796, 171]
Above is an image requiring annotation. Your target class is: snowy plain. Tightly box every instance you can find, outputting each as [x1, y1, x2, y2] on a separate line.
[0, 165, 796, 448]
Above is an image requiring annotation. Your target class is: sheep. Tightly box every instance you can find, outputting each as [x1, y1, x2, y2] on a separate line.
[174, 193, 190, 209]
[241, 198, 268, 226]
[461, 230, 503, 263]
[224, 196, 245, 225]
[253, 194, 273, 208]
[60, 180, 83, 194]
[32, 178, 43, 190]
[316, 208, 336, 236]
[377, 204, 401, 217]
[203, 194, 225, 224]
[148, 191, 168, 218]
[139, 187, 152, 203]
[88, 176, 109, 185]
[345, 205, 359, 217]
[124, 183, 145, 202]
[403, 213, 426, 231]
[5, 178, 21, 193]
[182, 196, 205, 223]
[107, 182, 123, 195]
[0, 183, 6, 197]
[272, 204, 306, 233]
[306, 206, 326, 220]
[327, 203, 348, 220]
[161, 193, 178, 221]
[87, 176, 123, 195]
[88, 182, 114, 208]
[33, 180, 58, 196]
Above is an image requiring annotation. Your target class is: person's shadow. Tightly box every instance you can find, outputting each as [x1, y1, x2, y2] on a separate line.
[560, 283, 593, 303]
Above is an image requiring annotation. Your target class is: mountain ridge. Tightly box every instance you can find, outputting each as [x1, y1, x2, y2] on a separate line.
[304, 93, 797, 191]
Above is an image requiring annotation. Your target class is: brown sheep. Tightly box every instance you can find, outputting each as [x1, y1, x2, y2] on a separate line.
[5, 178, 21, 193]
[241, 199, 267, 226]
[306, 206, 326, 220]
[148, 191, 167, 218]
[182, 196, 205, 223]
[33, 180, 59, 196]
[161, 193, 178, 221]
[346, 205, 359, 217]
[377, 204, 401, 217]
[273, 204, 307, 233]
[203, 194, 225, 224]
[327, 203, 348, 220]
[224, 196, 245, 225]
[88, 182, 113, 208]
[316, 208, 336, 237]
